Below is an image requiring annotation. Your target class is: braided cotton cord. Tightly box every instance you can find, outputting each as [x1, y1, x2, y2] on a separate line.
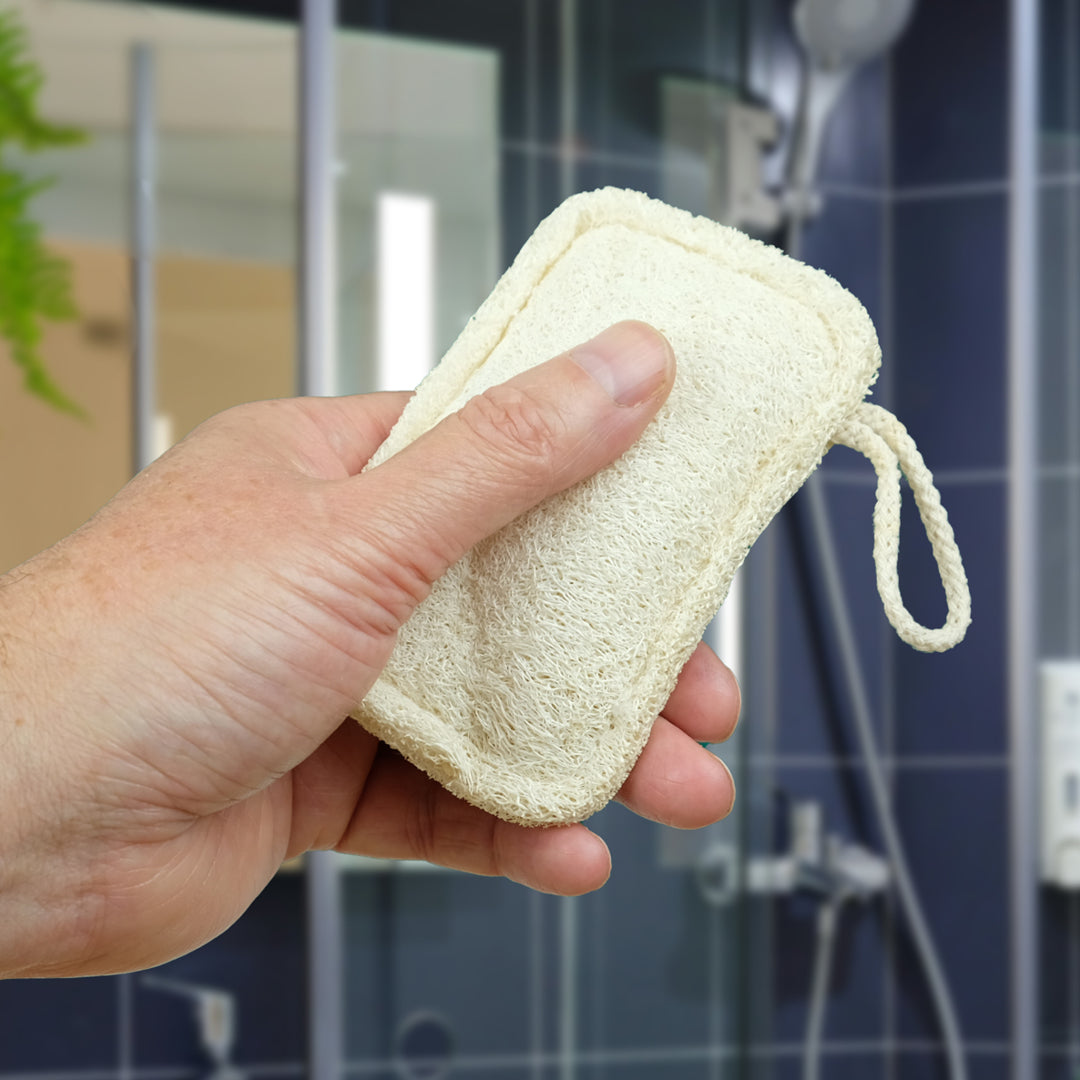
[832, 402, 972, 653]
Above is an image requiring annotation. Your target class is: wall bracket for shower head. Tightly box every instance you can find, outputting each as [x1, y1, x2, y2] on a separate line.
[660, 76, 782, 234]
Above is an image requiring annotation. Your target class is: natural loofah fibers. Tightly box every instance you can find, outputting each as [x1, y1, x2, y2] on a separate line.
[353, 188, 971, 827]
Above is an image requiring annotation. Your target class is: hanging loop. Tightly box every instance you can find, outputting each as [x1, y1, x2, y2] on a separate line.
[831, 403, 971, 653]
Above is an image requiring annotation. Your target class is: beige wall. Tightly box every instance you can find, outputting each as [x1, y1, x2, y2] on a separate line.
[0, 240, 293, 573]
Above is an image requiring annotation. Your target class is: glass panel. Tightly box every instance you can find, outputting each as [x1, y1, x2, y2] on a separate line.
[1038, 6, 1080, 657]
[335, 30, 500, 396]
[1039, 0, 1080, 1065]
[337, 5, 752, 1078]
[154, 26, 297, 446]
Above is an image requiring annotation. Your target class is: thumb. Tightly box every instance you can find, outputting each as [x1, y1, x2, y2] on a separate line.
[349, 320, 675, 614]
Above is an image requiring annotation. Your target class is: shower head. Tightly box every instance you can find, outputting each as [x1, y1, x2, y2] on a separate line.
[793, 0, 916, 71]
[783, 0, 916, 229]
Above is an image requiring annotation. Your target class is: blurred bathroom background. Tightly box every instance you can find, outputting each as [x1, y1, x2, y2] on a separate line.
[0, 0, 1070, 1077]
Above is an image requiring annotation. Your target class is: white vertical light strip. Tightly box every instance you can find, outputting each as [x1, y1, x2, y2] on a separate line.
[715, 568, 744, 682]
[376, 192, 436, 393]
[1007, 0, 1041, 1077]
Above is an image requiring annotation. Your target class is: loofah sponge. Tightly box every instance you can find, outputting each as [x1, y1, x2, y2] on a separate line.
[354, 187, 971, 827]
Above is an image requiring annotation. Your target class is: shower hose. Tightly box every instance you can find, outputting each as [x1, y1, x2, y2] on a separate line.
[784, 217, 968, 1080]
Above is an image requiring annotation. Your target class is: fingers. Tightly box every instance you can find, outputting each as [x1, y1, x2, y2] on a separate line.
[336, 747, 611, 895]
[616, 717, 735, 829]
[660, 642, 741, 744]
[348, 322, 675, 616]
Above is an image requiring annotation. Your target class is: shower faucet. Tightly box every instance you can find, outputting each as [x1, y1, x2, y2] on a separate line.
[694, 798, 889, 907]
[749, 799, 889, 901]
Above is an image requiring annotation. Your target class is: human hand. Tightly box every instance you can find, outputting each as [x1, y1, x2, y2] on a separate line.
[0, 321, 738, 977]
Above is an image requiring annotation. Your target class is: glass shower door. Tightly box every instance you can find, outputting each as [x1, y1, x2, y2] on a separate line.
[336, 5, 753, 1079]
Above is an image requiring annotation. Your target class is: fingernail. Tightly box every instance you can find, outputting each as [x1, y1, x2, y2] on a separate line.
[572, 321, 674, 407]
[716, 756, 737, 815]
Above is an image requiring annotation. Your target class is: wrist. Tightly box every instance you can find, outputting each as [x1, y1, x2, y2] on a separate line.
[0, 556, 105, 976]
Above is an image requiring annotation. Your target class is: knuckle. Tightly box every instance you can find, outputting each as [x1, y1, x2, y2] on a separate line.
[457, 385, 566, 479]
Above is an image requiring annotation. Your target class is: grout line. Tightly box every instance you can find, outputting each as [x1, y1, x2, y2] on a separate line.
[329, 1040, 1012, 1071]
[1067, 10, 1080, 1073]
[593, 885, 606, 1080]
[523, 0, 539, 233]
[929, 467, 1009, 484]
[708, 899, 723, 1080]
[820, 464, 1080, 486]
[558, 0, 578, 201]
[530, 889, 544, 1080]
[0, 1067, 309, 1080]
[817, 182, 887, 200]
[1069, 896, 1079, 1080]
[827, 466, 1008, 485]
[1040, 171, 1080, 187]
[118, 975, 132, 1080]
[891, 178, 1009, 200]
[1066, 0, 1080, 659]
[748, 754, 1009, 769]
[881, 44, 898, 1073]
[0, 1042, 1022, 1080]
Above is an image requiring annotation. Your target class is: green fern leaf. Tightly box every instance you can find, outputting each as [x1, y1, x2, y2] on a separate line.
[0, 9, 88, 418]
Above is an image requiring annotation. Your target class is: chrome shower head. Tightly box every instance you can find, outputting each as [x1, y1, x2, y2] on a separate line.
[793, 0, 916, 71]
[783, 0, 916, 229]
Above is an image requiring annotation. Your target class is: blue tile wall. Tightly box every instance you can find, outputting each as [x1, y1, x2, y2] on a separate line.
[815, 59, 889, 191]
[771, 1054, 889, 1080]
[0, 976, 118, 1071]
[897, 1050, 1010, 1080]
[575, 805, 713, 1055]
[892, 768, 1009, 1042]
[795, 195, 885, 329]
[568, 1064, 713, 1080]
[892, 193, 1007, 473]
[344, 872, 536, 1062]
[767, 767, 888, 1042]
[892, 482, 1007, 758]
[773, 480, 889, 755]
[1039, 890, 1075, 1047]
[891, 0, 1008, 187]
[1040, 0, 1080, 168]
[134, 875, 306, 1069]
[1038, 184, 1080, 469]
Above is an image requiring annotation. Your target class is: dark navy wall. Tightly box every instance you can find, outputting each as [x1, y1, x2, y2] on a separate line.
[744, 1, 1013, 1078]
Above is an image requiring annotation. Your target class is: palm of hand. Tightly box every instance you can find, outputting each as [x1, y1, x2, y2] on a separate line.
[5, 390, 736, 977]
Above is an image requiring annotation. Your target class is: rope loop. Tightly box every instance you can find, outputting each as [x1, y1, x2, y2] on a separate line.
[831, 403, 971, 653]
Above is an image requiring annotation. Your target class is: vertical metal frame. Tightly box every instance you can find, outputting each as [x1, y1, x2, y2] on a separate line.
[1008, 0, 1041, 1077]
[130, 43, 156, 475]
[299, 0, 339, 399]
[299, 6, 343, 1080]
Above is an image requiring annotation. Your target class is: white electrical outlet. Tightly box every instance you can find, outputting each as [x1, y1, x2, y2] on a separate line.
[1040, 660, 1080, 888]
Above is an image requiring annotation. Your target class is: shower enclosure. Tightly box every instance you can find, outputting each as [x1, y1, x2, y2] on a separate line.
[0, 1, 1062, 1079]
